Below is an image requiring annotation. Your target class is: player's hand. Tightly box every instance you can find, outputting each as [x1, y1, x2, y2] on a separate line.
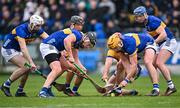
[120, 80, 128, 87]
[30, 62, 37, 71]
[102, 72, 108, 83]
[68, 57, 75, 63]
[102, 75, 108, 83]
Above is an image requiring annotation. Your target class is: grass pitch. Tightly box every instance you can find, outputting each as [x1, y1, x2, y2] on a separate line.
[0, 73, 180, 108]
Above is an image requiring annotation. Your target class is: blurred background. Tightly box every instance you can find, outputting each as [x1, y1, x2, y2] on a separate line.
[0, 0, 180, 75]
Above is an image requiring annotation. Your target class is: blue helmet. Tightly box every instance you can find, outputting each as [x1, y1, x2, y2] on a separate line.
[133, 6, 147, 16]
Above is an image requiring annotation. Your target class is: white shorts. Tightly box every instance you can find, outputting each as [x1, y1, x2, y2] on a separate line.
[158, 39, 177, 54]
[40, 43, 59, 59]
[1, 47, 22, 62]
[145, 42, 158, 53]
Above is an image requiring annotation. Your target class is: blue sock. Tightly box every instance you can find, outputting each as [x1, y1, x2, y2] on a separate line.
[65, 83, 70, 88]
[17, 85, 24, 92]
[153, 83, 159, 91]
[72, 86, 79, 92]
[4, 79, 12, 88]
[41, 87, 48, 92]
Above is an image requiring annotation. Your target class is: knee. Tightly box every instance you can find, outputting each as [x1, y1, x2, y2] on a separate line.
[156, 59, 163, 67]
[19, 66, 30, 73]
[52, 66, 62, 73]
[144, 58, 153, 66]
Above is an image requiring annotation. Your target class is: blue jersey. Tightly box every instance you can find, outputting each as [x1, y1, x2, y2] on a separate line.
[121, 33, 154, 55]
[145, 16, 174, 42]
[42, 28, 83, 51]
[3, 23, 44, 51]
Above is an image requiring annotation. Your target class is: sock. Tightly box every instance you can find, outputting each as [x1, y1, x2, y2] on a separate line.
[115, 87, 122, 93]
[72, 86, 79, 92]
[17, 85, 24, 92]
[153, 83, 159, 92]
[4, 79, 12, 88]
[65, 83, 70, 89]
[167, 80, 175, 89]
[41, 87, 48, 92]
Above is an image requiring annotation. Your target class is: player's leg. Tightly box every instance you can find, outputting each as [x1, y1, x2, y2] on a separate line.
[15, 73, 30, 97]
[63, 71, 75, 96]
[156, 39, 177, 96]
[1, 54, 29, 97]
[72, 76, 84, 96]
[144, 48, 160, 96]
[156, 49, 176, 95]
[39, 52, 64, 98]
[115, 61, 125, 86]
[59, 55, 75, 96]
[39, 61, 63, 97]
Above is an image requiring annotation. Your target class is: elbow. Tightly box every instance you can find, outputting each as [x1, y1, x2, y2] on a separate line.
[20, 47, 26, 53]
[64, 38, 68, 45]
[161, 32, 167, 40]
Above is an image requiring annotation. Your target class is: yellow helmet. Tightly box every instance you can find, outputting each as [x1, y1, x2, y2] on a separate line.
[107, 33, 121, 49]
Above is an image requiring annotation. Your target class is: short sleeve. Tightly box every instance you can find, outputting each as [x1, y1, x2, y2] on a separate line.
[15, 27, 26, 38]
[72, 30, 83, 42]
[37, 28, 44, 35]
[148, 17, 161, 31]
[126, 41, 137, 55]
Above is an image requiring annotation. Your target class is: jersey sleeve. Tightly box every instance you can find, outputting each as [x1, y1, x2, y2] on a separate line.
[148, 17, 161, 31]
[37, 28, 44, 35]
[126, 41, 137, 56]
[72, 30, 83, 42]
[15, 26, 27, 38]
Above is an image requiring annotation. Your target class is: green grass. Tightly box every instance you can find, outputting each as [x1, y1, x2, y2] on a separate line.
[0, 73, 180, 108]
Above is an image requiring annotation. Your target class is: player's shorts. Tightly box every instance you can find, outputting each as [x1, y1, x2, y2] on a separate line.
[40, 43, 59, 59]
[40, 43, 61, 64]
[145, 42, 158, 53]
[158, 39, 177, 54]
[1, 47, 22, 62]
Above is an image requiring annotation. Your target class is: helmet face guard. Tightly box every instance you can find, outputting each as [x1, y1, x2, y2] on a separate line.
[84, 32, 96, 47]
[29, 15, 44, 30]
[107, 33, 123, 51]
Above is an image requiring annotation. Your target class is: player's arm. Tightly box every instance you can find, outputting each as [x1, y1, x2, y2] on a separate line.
[17, 36, 36, 68]
[126, 53, 138, 80]
[40, 32, 49, 39]
[72, 48, 87, 72]
[102, 57, 114, 81]
[64, 34, 76, 63]
[154, 25, 167, 44]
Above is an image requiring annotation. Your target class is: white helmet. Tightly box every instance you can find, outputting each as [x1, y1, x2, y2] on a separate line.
[29, 15, 44, 30]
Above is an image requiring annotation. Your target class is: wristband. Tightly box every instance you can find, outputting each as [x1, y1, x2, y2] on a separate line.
[124, 78, 130, 83]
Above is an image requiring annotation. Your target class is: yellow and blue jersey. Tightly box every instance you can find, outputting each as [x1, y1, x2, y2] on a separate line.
[121, 33, 154, 56]
[3, 23, 44, 51]
[145, 15, 174, 44]
[42, 28, 83, 51]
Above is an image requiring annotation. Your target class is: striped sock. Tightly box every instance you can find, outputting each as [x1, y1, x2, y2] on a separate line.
[153, 83, 159, 92]
[167, 80, 174, 89]
[17, 85, 24, 92]
[4, 79, 12, 88]
[41, 87, 48, 92]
